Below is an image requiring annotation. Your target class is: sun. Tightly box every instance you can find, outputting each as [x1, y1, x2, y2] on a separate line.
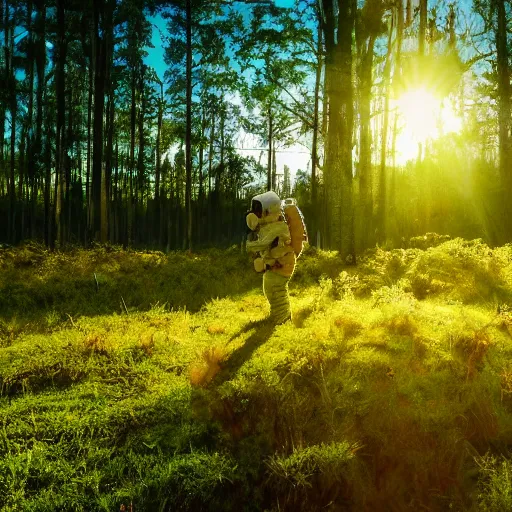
[392, 88, 462, 164]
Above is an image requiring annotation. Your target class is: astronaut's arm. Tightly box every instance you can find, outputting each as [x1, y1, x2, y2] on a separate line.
[246, 232, 278, 253]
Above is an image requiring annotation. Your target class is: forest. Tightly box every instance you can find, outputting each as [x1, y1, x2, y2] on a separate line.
[1, 0, 510, 255]
[3, 0, 512, 511]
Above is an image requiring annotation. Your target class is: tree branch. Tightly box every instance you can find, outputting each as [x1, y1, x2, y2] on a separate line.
[275, 99, 314, 130]
[462, 51, 495, 71]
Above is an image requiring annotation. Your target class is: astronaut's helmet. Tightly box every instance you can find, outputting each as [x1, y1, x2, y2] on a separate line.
[251, 191, 281, 219]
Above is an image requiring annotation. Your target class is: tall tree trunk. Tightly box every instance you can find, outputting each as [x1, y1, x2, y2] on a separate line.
[321, 48, 328, 139]
[159, 156, 166, 249]
[319, 8, 328, 249]
[208, 104, 215, 245]
[30, 0, 42, 239]
[419, 0, 427, 56]
[267, 104, 273, 191]
[34, 0, 46, 154]
[358, 32, 377, 251]
[176, 162, 182, 249]
[76, 136, 83, 242]
[66, 89, 74, 243]
[322, 0, 356, 262]
[128, 70, 136, 247]
[218, 105, 225, 243]
[377, 16, 394, 243]
[311, 23, 321, 209]
[137, 65, 146, 245]
[55, 0, 67, 247]
[102, 1, 114, 244]
[272, 141, 277, 191]
[0, 0, 5, 239]
[416, 0, 429, 232]
[406, 0, 412, 27]
[390, 0, 404, 243]
[92, 0, 105, 241]
[448, 3, 456, 50]
[44, 113, 52, 248]
[155, 81, 163, 246]
[113, 142, 119, 244]
[8, 10, 16, 244]
[85, 15, 94, 245]
[22, 0, 34, 241]
[167, 164, 175, 252]
[496, 0, 512, 239]
[18, 125, 26, 240]
[185, 0, 193, 251]
[5, 0, 16, 243]
[197, 106, 205, 246]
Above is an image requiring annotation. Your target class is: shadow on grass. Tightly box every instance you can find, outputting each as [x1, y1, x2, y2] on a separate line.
[0, 250, 261, 332]
[211, 319, 277, 387]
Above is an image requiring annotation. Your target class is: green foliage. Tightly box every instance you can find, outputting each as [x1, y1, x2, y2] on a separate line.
[0, 244, 260, 326]
[333, 237, 512, 305]
[476, 454, 512, 512]
[2, 243, 512, 510]
[265, 441, 357, 498]
[371, 278, 415, 306]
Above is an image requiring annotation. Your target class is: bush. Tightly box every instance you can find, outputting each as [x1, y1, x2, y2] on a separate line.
[476, 454, 512, 512]
[265, 442, 358, 510]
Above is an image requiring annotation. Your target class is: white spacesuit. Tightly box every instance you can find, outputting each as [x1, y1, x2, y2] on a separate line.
[246, 191, 296, 324]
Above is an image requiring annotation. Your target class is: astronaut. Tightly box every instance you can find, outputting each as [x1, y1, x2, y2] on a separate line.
[246, 191, 296, 325]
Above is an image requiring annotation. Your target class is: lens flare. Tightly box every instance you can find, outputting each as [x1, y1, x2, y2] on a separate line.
[391, 88, 462, 164]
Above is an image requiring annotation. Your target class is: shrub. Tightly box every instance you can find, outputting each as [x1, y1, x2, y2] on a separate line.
[476, 453, 512, 512]
[265, 441, 359, 510]
[371, 279, 415, 307]
[332, 271, 362, 300]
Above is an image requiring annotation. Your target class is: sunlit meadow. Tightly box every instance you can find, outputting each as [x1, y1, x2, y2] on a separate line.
[2, 239, 512, 511]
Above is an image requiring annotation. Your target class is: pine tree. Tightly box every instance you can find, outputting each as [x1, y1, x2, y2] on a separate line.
[319, 0, 357, 262]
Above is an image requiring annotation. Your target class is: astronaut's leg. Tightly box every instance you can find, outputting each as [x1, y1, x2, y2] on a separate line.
[263, 270, 291, 324]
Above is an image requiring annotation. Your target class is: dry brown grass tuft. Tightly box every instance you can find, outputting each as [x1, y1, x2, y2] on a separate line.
[207, 324, 226, 335]
[189, 346, 226, 387]
[457, 399, 499, 450]
[83, 333, 109, 355]
[452, 330, 492, 379]
[497, 307, 512, 337]
[360, 327, 389, 350]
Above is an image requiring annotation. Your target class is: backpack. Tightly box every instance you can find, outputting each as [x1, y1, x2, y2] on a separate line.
[282, 198, 308, 257]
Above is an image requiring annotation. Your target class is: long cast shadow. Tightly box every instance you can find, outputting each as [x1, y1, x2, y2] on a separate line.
[211, 319, 277, 387]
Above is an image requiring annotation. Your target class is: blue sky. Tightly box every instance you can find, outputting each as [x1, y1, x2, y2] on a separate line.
[145, 0, 295, 81]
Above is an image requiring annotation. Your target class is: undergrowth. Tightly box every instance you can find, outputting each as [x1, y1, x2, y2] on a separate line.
[1, 238, 512, 510]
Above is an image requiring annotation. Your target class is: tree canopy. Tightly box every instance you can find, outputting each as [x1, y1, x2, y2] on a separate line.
[1, 0, 511, 254]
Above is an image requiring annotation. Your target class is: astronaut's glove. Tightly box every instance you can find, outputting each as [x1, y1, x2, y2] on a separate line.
[246, 213, 259, 231]
[253, 258, 266, 273]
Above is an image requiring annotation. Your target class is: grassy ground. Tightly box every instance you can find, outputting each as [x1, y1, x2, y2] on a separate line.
[2, 238, 512, 511]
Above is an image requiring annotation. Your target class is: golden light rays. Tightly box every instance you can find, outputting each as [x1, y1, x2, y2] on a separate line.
[391, 88, 462, 164]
